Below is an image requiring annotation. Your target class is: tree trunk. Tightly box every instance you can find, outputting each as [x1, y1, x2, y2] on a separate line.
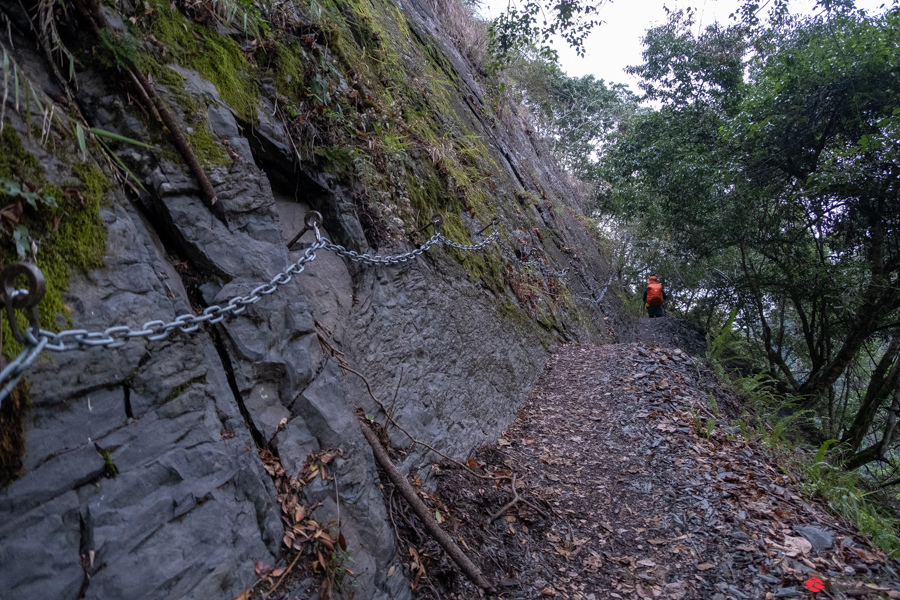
[841, 335, 900, 453]
[798, 281, 900, 405]
[739, 245, 799, 389]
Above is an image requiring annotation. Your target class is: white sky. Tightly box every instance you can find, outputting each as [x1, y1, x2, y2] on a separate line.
[478, 0, 894, 92]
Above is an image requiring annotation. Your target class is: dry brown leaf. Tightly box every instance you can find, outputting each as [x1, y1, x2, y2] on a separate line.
[254, 558, 273, 577]
[697, 562, 715, 571]
[583, 555, 603, 571]
[784, 535, 813, 557]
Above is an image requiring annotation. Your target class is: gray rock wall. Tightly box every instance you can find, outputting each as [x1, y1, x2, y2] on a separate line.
[0, 0, 623, 597]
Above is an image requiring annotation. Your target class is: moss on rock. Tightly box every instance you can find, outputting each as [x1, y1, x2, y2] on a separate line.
[147, 0, 260, 122]
[0, 128, 107, 360]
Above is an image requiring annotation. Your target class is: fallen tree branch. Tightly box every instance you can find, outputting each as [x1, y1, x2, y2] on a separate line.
[357, 417, 497, 596]
[128, 68, 227, 225]
[487, 473, 550, 523]
[71, 0, 227, 224]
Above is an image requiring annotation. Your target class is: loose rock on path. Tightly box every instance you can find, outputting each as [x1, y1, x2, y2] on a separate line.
[401, 330, 900, 599]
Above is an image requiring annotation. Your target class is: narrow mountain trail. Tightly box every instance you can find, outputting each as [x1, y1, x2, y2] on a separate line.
[408, 319, 900, 600]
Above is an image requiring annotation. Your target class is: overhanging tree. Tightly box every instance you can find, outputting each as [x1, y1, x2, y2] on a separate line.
[601, 3, 900, 469]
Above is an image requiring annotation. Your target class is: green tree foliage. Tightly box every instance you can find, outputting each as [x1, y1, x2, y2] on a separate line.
[489, 0, 604, 66]
[509, 58, 637, 180]
[601, 3, 900, 472]
[627, 7, 746, 112]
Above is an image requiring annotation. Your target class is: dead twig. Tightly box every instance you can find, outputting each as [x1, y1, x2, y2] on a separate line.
[345, 360, 498, 480]
[130, 68, 227, 224]
[386, 366, 404, 430]
[358, 417, 497, 596]
[488, 473, 519, 523]
[126, 68, 162, 122]
[265, 550, 304, 598]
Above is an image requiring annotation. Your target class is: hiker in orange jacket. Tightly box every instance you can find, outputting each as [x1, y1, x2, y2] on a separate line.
[643, 275, 667, 318]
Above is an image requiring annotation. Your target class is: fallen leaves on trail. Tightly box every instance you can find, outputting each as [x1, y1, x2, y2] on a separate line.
[426, 343, 900, 600]
[252, 447, 346, 599]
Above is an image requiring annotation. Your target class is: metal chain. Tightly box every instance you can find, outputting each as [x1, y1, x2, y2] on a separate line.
[501, 240, 568, 278]
[0, 219, 503, 405]
[322, 233, 443, 265]
[0, 335, 49, 402]
[537, 263, 570, 279]
[573, 274, 615, 304]
[438, 230, 500, 251]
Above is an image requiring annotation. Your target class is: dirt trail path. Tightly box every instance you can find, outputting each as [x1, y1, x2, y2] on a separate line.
[411, 320, 900, 600]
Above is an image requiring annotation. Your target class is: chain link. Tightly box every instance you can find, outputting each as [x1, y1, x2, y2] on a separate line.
[29, 241, 327, 354]
[0, 335, 49, 401]
[0, 216, 615, 405]
[573, 274, 615, 304]
[0, 225, 506, 404]
[322, 233, 444, 266]
[537, 264, 570, 279]
[438, 230, 500, 252]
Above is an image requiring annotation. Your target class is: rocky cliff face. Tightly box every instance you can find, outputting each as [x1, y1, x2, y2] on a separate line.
[0, 0, 623, 597]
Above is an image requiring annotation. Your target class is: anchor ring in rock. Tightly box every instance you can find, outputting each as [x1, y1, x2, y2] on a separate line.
[288, 211, 325, 248]
[417, 213, 444, 234]
[303, 210, 323, 229]
[0, 262, 46, 310]
[305, 210, 323, 241]
[476, 217, 498, 236]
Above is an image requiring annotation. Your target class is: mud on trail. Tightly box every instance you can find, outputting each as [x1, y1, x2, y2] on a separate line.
[394, 319, 900, 600]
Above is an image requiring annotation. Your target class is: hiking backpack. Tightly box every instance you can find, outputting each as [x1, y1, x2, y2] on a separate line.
[646, 282, 664, 306]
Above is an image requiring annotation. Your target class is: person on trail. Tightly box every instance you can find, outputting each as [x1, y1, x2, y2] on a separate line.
[643, 275, 667, 318]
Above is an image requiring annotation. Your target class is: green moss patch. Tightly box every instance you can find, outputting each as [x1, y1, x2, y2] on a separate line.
[270, 40, 307, 102]
[144, 67, 230, 168]
[187, 126, 229, 167]
[0, 128, 107, 487]
[0, 128, 107, 360]
[147, 0, 260, 122]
